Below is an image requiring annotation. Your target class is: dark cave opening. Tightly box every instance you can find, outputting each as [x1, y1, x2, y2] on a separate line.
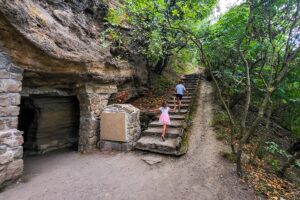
[18, 95, 80, 155]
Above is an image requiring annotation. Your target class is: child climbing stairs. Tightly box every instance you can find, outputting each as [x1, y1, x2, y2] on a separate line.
[135, 73, 200, 155]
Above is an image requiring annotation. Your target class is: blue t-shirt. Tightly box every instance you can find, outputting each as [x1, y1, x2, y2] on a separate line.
[176, 84, 186, 95]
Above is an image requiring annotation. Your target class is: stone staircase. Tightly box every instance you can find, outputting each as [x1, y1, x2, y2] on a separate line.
[135, 74, 200, 155]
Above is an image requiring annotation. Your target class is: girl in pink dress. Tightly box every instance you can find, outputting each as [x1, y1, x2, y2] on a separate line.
[149, 102, 176, 141]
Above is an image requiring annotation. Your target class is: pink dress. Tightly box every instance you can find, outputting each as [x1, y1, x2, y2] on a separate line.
[159, 107, 171, 125]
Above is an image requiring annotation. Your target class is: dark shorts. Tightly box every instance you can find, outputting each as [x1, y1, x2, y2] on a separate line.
[176, 94, 183, 100]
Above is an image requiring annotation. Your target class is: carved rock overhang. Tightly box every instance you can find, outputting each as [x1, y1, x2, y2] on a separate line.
[0, 0, 139, 91]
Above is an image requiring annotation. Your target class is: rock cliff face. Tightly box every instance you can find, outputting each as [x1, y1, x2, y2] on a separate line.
[0, 0, 147, 187]
[0, 0, 147, 86]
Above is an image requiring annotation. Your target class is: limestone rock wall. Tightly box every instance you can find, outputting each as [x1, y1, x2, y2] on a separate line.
[0, 0, 147, 86]
[0, 49, 23, 187]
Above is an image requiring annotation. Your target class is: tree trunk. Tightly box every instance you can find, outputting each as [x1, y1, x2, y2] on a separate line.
[146, 60, 152, 88]
[154, 56, 169, 74]
[154, 57, 164, 74]
[159, 56, 169, 74]
[236, 149, 243, 177]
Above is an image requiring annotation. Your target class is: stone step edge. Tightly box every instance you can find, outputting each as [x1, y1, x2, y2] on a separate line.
[142, 127, 184, 138]
[135, 137, 182, 155]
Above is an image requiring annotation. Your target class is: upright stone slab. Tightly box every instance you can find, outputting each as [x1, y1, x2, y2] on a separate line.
[99, 104, 140, 151]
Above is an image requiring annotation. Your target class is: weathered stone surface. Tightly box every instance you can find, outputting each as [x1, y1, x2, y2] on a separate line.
[85, 84, 118, 94]
[0, 151, 13, 165]
[101, 112, 126, 142]
[0, 0, 148, 87]
[100, 104, 140, 151]
[0, 117, 18, 130]
[1, 159, 23, 184]
[12, 147, 23, 159]
[141, 155, 162, 165]
[0, 95, 10, 106]
[0, 106, 20, 117]
[0, 79, 22, 93]
[0, 130, 13, 138]
[10, 73, 23, 81]
[0, 135, 23, 148]
[0, 94, 20, 107]
[0, 70, 10, 79]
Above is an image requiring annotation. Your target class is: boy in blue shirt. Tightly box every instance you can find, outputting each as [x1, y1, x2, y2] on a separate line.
[175, 81, 188, 112]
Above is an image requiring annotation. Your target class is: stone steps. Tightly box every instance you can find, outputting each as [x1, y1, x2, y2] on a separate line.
[136, 73, 200, 155]
[167, 99, 191, 103]
[169, 109, 188, 114]
[170, 96, 192, 100]
[135, 136, 182, 155]
[143, 127, 183, 138]
[155, 114, 185, 120]
[148, 120, 184, 128]
[167, 104, 189, 108]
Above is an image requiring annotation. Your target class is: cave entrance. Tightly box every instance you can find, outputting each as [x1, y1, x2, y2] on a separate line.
[18, 95, 80, 155]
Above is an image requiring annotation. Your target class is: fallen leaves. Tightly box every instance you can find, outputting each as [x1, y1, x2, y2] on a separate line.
[244, 164, 299, 200]
[129, 88, 173, 111]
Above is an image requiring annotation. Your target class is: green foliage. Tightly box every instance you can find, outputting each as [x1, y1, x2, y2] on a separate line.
[274, 70, 300, 137]
[268, 158, 281, 171]
[265, 142, 291, 159]
[202, 0, 300, 138]
[102, 0, 216, 71]
[152, 74, 174, 96]
[212, 110, 229, 127]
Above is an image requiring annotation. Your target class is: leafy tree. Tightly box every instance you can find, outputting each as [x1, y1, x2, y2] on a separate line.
[199, 0, 300, 176]
[103, 0, 217, 75]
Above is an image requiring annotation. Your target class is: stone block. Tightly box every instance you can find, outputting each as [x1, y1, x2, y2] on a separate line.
[0, 130, 13, 138]
[79, 129, 96, 138]
[5, 159, 23, 181]
[79, 118, 99, 131]
[0, 117, 18, 129]
[0, 94, 10, 106]
[0, 79, 22, 93]
[10, 93, 21, 105]
[0, 106, 20, 117]
[0, 70, 10, 79]
[10, 73, 23, 81]
[100, 104, 140, 151]
[87, 136, 98, 144]
[101, 112, 127, 142]
[12, 147, 23, 159]
[7, 64, 23, 74]
[0, 94, 20, 107]
[0, 130, 23, 147]
[0, 145, 7, 155]
[0, 150, 13, 165]
[0, 52, 10, 70]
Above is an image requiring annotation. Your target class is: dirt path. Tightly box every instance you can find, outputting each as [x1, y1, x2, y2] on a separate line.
[1, 79, 260, 200]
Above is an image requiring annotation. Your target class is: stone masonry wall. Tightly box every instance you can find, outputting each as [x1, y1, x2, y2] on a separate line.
[77, 84, 118, 153]
[0, 48, 23, 187]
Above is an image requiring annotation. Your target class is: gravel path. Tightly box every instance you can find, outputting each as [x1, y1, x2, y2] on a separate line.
[1, 79, 260, 200]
